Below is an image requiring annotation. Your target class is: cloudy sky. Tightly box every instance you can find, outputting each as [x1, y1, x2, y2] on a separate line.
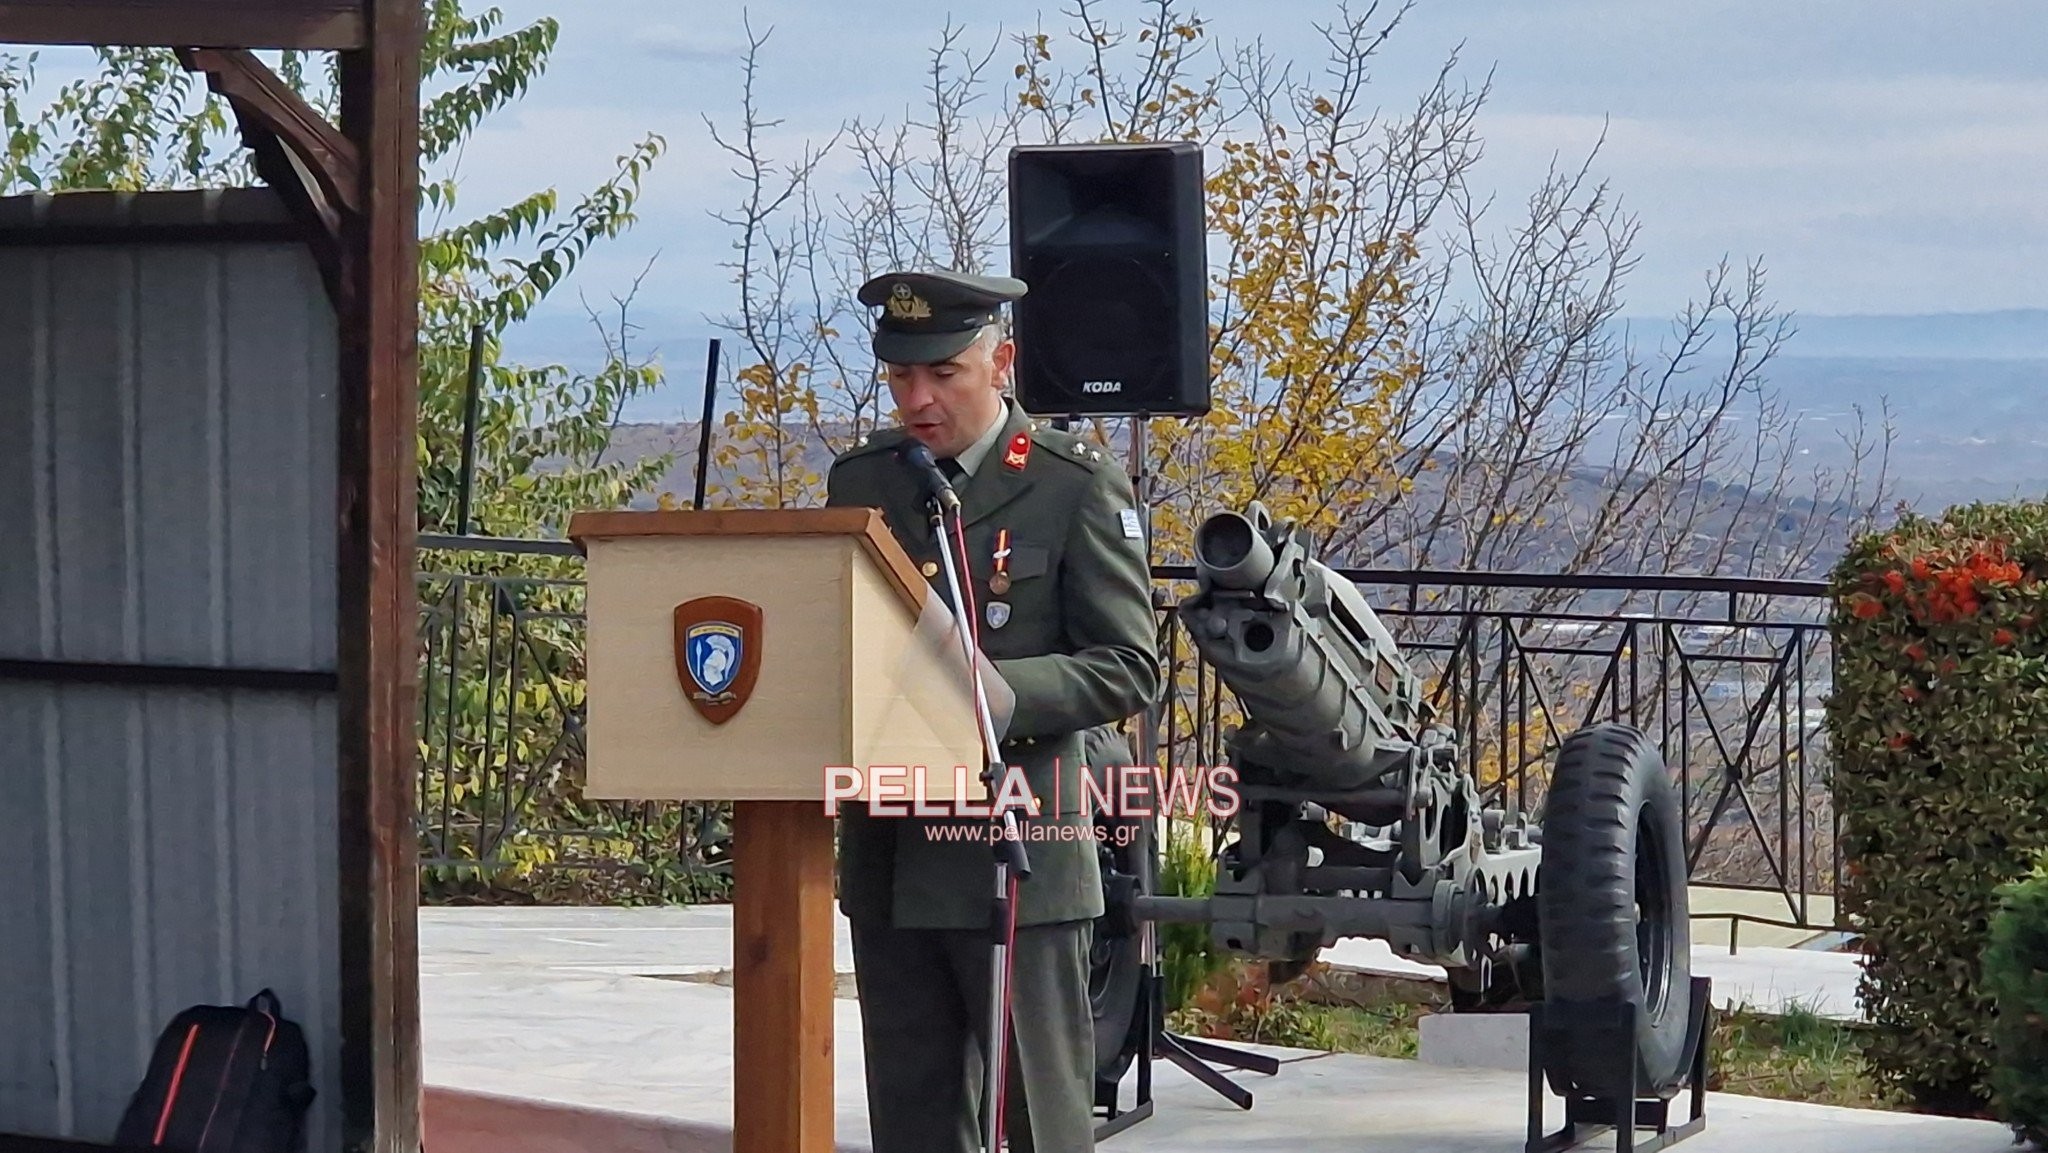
[25, 0, 2041, 390]
[430, 0, 2046, 333]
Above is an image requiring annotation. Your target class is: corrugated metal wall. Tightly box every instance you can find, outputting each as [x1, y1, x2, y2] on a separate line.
[0, 190, 345, 1151]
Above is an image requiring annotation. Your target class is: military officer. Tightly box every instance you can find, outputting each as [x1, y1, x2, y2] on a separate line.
[825, 268, 1160, 1152]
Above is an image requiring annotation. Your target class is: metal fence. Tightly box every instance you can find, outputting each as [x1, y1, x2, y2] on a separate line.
[1153, 564, 1839, 939]
[413, 538, 1841, 929]
[413, 535, 734, 905]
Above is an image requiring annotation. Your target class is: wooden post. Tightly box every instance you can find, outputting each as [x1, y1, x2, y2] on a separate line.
[336, 2, 424, 1150]
[731, 801, 839, 1153]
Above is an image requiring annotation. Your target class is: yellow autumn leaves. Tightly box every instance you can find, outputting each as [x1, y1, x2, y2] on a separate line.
[1148, 128, 1422, 567]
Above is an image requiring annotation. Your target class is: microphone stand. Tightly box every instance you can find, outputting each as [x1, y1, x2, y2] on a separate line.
[908, 447, 1030, 1153]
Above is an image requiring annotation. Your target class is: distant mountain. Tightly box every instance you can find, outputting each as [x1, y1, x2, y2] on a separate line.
[1641, 309, 2048, 360]
[568, 419, 1874, 590]
[499, 306, 2048, 515]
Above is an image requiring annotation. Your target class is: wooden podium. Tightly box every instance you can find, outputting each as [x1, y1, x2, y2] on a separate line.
[566, 507, 988, 1153]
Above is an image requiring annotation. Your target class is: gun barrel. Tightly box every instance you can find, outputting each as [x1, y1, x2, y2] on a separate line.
[1194, 511, 1275, 590]
[1179, 502, 1428, 791]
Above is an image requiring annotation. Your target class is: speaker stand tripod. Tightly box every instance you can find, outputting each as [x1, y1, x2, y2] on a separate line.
[1159, 1026, 1280, 1105]
[1094, 959, 1282, 1142]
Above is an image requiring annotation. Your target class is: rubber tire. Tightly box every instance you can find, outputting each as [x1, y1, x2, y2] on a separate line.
[1090, 831, 1147, 1084]
[1086, 728, 1148, 1087]
[1535, 722, 1693, 1095]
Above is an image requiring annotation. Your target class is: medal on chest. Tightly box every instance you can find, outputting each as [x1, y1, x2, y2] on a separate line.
[989, 527, 1012, 596]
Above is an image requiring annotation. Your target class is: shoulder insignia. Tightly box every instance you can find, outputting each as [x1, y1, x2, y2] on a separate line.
[1019, 421, 1126, 475]
[1025, 425, 1122, 477]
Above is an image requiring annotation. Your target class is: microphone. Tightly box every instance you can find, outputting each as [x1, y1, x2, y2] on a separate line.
[899, 440, 961, 514]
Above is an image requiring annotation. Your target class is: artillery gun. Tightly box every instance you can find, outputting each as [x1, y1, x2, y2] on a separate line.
[1110, 501, 1700, 1110]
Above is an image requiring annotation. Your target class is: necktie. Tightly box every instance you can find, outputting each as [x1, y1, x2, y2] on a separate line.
[938, 458, 966, 484]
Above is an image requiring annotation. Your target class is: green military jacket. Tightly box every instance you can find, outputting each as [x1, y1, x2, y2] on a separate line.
[824, 398, 1160, 929]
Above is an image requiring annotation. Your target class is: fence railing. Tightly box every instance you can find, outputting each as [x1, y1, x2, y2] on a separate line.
[1152, 564, 1838, 936]
[413, 535, 733, 905]
[414, 537, 1841, 930]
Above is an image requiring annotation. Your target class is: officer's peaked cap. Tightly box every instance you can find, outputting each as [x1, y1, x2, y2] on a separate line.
[858, 269, 1027, 365]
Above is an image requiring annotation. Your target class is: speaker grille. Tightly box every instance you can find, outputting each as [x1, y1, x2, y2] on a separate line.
[1016, 249, 1178, 403]
[1008, 142, 1210, 417]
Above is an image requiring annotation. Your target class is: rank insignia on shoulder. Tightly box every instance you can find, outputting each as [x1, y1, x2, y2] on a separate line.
[1003, 432, 1031, 470]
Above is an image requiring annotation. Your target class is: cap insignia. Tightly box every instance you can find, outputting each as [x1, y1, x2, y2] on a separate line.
[885, 282, 932, 321]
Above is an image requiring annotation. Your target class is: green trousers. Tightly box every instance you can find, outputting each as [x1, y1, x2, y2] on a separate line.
[850, 917, 1096, 1152]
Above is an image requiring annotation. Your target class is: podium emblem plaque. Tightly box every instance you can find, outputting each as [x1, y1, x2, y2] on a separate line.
[673, 595, 763, 724]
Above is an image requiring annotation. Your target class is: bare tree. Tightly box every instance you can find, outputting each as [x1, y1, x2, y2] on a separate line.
[700, 0, 1893, 900]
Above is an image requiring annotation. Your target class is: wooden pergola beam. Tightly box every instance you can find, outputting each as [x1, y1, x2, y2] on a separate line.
[175, 46, 362, 307]
[0, 1, 362, 49]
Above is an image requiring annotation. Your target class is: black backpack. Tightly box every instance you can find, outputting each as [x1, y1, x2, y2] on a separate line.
[113, 989, 315, 1153]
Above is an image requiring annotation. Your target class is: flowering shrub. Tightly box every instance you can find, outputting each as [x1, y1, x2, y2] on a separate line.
[1829, 502, 2048, 1115]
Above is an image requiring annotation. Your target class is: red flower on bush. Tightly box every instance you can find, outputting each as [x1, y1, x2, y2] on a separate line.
[1994, 628, 2017, 646]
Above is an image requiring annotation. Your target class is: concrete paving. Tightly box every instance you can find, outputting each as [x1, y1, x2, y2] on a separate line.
[417, 906, 2011, 1153]
[428, 902, 1868, 1020]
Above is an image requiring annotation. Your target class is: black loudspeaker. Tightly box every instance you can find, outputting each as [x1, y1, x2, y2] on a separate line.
[1008, 142, 1210, 417]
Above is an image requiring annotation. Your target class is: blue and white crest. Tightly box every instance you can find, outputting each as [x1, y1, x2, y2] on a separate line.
[685, 622, 743, 697]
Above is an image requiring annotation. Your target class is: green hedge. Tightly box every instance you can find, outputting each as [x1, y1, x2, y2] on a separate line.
[1987, 859, 2048, 1147]
[1828, 501, 2048, 1114]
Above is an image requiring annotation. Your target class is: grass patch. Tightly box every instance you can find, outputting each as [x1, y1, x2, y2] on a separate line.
[1165, 959, 1431, 1058]
[1707, 1001, 1891, 1110]
[1166, 961, 1898, 1111]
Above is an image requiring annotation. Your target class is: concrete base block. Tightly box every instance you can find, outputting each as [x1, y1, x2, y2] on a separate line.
[1417, 1010, 1529, 1072]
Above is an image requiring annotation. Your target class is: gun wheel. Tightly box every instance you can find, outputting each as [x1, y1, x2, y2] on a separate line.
[1535, 722, 1693, 1095]
[1088, 731, 1151, 1089]
[1090, 827, 1147, 1087]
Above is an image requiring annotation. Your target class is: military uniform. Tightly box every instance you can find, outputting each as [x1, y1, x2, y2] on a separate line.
[827, 270, 1159, 1152]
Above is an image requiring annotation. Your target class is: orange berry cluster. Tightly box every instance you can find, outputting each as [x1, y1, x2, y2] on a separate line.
[1852, 540, 2031, 626]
